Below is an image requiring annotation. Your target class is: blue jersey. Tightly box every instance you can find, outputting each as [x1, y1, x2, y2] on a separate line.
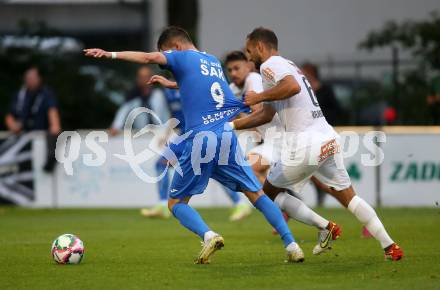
[162, 50, 248, 135]
[164, 88, 185, 131]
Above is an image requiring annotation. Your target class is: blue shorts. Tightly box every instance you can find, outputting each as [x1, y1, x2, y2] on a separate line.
[156, 136, 186, 166]
[169, 128, 262, 199]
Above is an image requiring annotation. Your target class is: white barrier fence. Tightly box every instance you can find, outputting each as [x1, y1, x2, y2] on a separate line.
[1, 128, 439, 208]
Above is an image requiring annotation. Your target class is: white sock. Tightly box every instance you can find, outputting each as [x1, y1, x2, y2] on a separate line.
[275, 192, 329, 229]
[285, 241, 299, 252]
[348, 196, 394, 249]
[203, 231, 217, 243]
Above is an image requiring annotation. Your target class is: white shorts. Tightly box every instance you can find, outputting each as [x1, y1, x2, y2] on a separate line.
[248, 141, 281, 166]
[267, 139, 351, 193]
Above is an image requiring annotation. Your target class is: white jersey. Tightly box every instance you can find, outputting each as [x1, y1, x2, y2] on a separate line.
[229, 72, 283, 138]
[229, 72, 263, 96]
[259, 57, 351, 194]
[260, 56, 337, 144]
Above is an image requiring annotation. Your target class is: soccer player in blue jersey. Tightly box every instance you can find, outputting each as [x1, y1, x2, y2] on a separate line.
[140, 88, 252, 221]
[84, 26, 304, 264]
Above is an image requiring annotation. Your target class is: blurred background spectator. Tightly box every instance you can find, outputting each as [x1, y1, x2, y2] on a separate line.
[109, 66, 170, 136]
[6, 67, 60, 135]
[301, 62, 345, 126]
[5, 66, 60, 172]
[427, 73, 440, 125]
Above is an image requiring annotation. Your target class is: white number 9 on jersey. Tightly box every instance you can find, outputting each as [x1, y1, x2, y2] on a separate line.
[211, 82, 224, 109]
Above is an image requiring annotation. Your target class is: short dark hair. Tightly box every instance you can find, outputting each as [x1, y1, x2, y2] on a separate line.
[157, 26, 193, 50]
[302, 62, 320, 79]
[224, 50, 248, 64]
[247, 27, 278, 49]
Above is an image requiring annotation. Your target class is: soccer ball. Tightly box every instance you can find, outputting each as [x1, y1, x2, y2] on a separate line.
[51, 234, 85, 264]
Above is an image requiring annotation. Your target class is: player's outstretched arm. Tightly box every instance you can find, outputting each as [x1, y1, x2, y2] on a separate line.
[148, 75, 179, 89]
[244, 76, 300, 105]
[231, 103, 276, 130]
[83, 49, 167, 65]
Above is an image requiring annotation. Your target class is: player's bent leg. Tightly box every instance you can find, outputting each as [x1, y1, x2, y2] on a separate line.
[325, 185, 403, 261]
[168, 196, 207, 238]
[243, 189, 304, 263]
[262, 180, 289, 235]
[314, 148, 403, 260]
[264, 161, 331, 230]
[224, 187, 253, 222]
[264, 180, 330, 230]
[140, 158, 171, 219]
[272, 187, 340, 256]
[264, 179, 340, 255]
[225, 187, 241, 205]
[168, 197, 224, 264]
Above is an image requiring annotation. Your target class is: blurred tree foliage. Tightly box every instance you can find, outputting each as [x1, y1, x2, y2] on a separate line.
[0, 21, 136, 131]
[359, 11, 440, 124]
[360, 11, 440, 69]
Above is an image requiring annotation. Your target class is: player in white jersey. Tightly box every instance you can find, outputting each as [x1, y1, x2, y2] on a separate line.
[228, 52, 341, 255]
[231, 27, 403, 261]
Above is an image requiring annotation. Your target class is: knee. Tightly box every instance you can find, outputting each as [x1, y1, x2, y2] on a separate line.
[262, 181, 282, 201]
[168, 197, 189, 212]
[334, 186, 356, 208]
[167, 199, 178, 212]
[244, 190, 263, 204]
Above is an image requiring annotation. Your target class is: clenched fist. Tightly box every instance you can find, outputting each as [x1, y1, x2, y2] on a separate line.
[244, 90, 263, 106]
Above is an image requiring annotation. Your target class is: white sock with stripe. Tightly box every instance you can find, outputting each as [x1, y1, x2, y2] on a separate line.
[275, 192, 329, 229]
[347, 196, 394, 249]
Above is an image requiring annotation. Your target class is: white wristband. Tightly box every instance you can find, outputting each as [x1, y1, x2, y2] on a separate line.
[228, 121, 235, 130]
[111, 52, 117, 59]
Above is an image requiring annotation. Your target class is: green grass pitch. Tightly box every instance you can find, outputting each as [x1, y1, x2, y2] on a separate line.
[0, 207, 439, 290]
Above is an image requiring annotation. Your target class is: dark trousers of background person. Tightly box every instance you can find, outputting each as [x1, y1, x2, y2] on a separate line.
[429, 103, 440, 125]
[43, 132, 58, 173]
